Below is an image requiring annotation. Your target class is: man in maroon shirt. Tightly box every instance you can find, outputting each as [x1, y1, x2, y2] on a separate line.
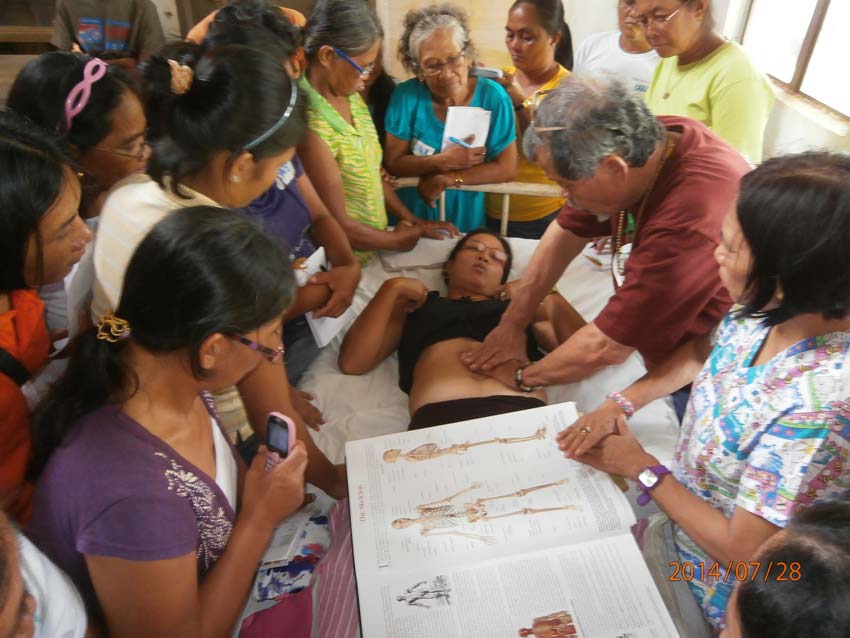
[462, 75, 748, 407]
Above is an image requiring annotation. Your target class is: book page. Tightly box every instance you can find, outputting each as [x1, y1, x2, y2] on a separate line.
[357, 533, 678, 638]
[440, 106, 492, 151]
[347, 403, 636, 574]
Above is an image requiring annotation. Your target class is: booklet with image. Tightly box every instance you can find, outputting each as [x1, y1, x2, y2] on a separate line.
[346, 402, 678, 638]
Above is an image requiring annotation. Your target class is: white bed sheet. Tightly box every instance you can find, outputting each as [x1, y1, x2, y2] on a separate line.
[300, 237, 680, 511]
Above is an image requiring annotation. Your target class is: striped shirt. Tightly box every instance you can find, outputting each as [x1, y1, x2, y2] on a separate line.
[301, 76, 387, 265]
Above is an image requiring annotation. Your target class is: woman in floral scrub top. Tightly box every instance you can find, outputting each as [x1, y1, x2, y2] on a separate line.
[558, 152, 850, 634]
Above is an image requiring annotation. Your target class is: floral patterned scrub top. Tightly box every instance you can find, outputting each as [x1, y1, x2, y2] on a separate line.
[673, 310, 850, 629]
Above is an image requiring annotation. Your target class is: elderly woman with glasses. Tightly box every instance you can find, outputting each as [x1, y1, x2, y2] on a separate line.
[638, 0, 774, 164]
[339, 229, 585, 431]
[384, 4, 518, 232]
[298, 0, 457, 267]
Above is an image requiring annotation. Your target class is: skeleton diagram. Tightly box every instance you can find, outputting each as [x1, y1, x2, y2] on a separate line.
[391, 479, 577, 544]
[517, 611, 577, 637]
[395, 576, 451, 609]
[383, 426, 546, 463]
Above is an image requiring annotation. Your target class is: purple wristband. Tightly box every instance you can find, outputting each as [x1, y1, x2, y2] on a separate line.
[607, 391, 636, 418]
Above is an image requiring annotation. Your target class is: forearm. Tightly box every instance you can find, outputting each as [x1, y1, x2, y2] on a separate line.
[309, 213, 357, 269]
[503, 225, 584, 328]
[618, 335, 712, 411]
[198, 518, 272, 636]
[237, 361, 339, 494]
[383, 182, 416, 222]
[341, 217, 413, 251]
[455, 150, 517, 185]
[385, 151, 444, 177]
[338, 287, 403, 373]
[284, 283, 332, 320]
[540, 294, 587, 345]
[522, 322, 633, 386]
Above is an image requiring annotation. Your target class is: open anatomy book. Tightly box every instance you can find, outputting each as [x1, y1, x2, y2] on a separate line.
[346, 402, 678, 638]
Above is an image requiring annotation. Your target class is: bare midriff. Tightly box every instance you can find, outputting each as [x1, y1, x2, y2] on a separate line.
[408, 337, 546, 414]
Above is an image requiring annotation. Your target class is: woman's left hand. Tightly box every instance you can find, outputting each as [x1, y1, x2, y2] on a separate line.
[470, 357, 526, 391]
[417, 174, 452, 208]
[570, 416, 657, 481]
[309, 263, 361, 318]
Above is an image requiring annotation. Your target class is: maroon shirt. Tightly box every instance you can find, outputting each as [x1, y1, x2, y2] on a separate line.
[557, 116, 747, 370]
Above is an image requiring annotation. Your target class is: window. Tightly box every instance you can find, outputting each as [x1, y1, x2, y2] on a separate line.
[741, 0, 850, 118]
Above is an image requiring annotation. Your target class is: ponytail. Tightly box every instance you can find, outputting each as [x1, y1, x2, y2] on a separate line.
[28, 329, 135, 481]
[555, 19, 573, 71]
[139, 43, 306, 195]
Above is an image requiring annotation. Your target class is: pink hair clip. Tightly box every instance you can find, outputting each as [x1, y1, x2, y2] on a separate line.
[64, 58, 108, 131]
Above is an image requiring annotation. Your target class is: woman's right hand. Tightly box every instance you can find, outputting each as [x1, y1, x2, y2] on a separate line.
[556, 399, 625, 459]
[386, 277, 429, 313]
[438, 137, 487, 171]
[241, 442, 308, 534]
[391, 221, 423, 252]
[495, 68, 525, 107]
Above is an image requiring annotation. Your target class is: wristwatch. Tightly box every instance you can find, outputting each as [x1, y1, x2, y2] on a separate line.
[636, 465, 671, 506]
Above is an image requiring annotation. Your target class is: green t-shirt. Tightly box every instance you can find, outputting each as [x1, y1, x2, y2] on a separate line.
[645, 41, 774, 163]
[300, 76, 387, 265]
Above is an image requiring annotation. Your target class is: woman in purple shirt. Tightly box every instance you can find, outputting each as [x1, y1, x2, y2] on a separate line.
[28, 207, 308, 638]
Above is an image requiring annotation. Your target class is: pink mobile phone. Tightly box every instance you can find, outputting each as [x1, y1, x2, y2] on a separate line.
[265, 412, 297, 470]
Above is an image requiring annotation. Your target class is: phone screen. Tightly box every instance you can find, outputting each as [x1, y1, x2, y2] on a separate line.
[267, 416, 290, 458]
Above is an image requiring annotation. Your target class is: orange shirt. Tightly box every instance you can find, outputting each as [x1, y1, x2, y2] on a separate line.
[0, 289, 49, 523]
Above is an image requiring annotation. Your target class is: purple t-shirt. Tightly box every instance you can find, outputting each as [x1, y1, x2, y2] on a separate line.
[28, 399, 237, 615]
[242, 156, 316, 261]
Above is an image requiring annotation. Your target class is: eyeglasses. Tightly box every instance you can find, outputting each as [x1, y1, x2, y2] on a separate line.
[462, 238, 508, 264]
[332, 46, 375, 78]
[631, 5, 683, 29]
[418, 49, 467, 77]
[229, 334, 285, 363]
[94, 136, 149, 162]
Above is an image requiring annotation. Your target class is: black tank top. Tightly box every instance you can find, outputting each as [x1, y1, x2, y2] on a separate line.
[397, 291, 541, 394]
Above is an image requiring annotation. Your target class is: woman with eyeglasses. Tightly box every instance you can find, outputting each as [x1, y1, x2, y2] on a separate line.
[339, 230, 585, 430]
[28, 207, 309, 638]
[90, 43, 347, 499]
[0, 110, 92, 525]
[639, 0, 774, 164]
[298, 0, 457, 267]
[384, 4, 518, 233]
[482, 0, 574, 239]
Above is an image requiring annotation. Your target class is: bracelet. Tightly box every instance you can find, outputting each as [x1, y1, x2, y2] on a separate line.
[514, 362, 542, 393]
[607, 391, 636, 418]
[453, 174, 464, 186]
[513, 101, 527, 112]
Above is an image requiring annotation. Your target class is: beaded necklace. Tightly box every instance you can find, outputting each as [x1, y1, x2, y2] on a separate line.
[613, 136, 676, 279]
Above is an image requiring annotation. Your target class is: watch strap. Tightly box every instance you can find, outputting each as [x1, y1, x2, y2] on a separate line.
[636, 465, 671, 506]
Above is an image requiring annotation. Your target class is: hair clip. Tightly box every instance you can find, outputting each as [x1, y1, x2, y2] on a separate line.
[168, 59, 194, 95]
[64, 58, 107, 131]
[96, 310, 131, 343]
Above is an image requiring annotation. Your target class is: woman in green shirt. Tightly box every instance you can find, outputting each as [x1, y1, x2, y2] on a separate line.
[297, 0, 457, 265]
[638, 0, 774, 164]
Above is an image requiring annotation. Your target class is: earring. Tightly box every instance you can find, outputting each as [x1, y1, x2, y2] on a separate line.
[231, 175, 241, 183]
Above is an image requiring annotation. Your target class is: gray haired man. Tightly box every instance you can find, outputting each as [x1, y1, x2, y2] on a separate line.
[462, 75, 749, 418]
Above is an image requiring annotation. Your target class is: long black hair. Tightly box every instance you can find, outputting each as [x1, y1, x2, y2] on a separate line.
[139, 43, 306, 195]
[29, 206, 294, 480]
[7, 51, 137, 151]
[446, 229, 513, 284]
[0, 109, 73, 293]
[511, 0, 574, 70]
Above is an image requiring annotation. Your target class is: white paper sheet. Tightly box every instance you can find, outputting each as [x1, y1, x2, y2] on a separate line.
[440, 106, 492, 151]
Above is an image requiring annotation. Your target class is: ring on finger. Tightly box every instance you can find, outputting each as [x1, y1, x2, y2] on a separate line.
[579, 426, 591, 435]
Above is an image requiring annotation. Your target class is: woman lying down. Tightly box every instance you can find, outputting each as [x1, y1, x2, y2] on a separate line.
[339, 230, 586, 429]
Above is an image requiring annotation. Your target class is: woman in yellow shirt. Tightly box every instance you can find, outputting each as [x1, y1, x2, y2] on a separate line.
[639, 0, 774, 164]
[486, 0, 573, 239]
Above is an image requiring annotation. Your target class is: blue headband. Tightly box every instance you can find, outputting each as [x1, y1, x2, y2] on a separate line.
[243, 81, 299, 151]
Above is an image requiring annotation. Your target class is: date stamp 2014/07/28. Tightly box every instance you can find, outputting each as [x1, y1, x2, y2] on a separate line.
[668, 561, 801, 583]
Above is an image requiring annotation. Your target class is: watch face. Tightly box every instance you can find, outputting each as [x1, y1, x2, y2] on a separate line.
[638, 468, 659, 490]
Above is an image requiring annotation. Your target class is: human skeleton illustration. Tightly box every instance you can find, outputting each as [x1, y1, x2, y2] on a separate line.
[395, 576, 452, 609]
[391, 479, 577, 544]
[383, 426, 546, 463]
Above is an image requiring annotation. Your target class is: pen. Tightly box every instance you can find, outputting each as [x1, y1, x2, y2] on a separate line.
[583, 254, 604, 268]
[448, 136, 473, 148]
